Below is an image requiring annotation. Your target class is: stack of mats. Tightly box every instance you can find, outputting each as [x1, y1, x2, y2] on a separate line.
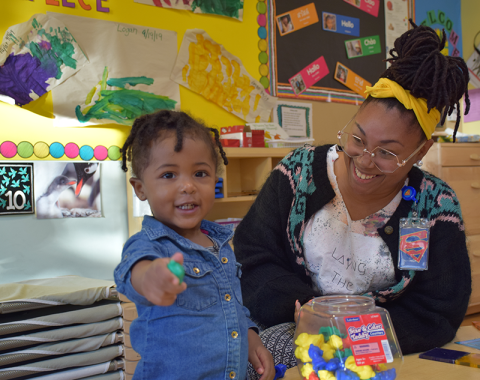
[0, 276, 129, 380]
[117, 295, 139, 380]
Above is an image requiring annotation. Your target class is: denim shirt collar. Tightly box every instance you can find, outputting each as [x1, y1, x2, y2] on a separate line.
[141, 215, 234, 249]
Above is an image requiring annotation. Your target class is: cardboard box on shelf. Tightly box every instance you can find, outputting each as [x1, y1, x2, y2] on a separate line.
[220, 125, 264, 147]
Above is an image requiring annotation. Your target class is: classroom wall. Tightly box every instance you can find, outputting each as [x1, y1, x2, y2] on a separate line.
[461, 0, 480, 134]
[0, 0, 261, 284]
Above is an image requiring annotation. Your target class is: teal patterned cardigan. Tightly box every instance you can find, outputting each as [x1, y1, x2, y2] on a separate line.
[233, 144, 471, 354]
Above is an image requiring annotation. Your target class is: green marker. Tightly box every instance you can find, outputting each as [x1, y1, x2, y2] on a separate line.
[167, 259, 185, 284]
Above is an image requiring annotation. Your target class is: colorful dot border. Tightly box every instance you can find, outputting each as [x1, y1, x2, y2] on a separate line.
[257, 0, 269, 91]
[0, 141, 122, 161]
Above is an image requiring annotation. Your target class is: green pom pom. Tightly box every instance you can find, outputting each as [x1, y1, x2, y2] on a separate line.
[167, 259, 185, 283]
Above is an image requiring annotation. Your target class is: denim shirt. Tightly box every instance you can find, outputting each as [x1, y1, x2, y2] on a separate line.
[114, 216, 257, 380]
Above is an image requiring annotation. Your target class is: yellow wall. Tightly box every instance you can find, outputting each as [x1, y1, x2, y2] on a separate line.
[1, 0, 260, 158]
[461, 0, 480, 134]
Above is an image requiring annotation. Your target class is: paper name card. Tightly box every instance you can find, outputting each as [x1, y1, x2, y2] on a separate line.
[322, 12, 360, 36]
[334, 62, 371, 97]
[276, 3, 319, 36]
[344, 0, 380, 17]
[289, 56, 329, 96]
[345, 36, 381, 59]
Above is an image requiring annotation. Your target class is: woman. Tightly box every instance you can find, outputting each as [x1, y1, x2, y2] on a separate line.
[234, 22, 472, 374]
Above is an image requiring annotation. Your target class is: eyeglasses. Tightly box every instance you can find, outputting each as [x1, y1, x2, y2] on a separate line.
[337, 120, 426, 173]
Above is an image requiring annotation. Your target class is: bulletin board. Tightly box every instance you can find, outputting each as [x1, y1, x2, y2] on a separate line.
[266, 0, 387, 104]
[0, 0, 260, 161]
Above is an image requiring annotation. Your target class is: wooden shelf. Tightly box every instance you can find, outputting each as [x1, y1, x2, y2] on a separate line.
[223, 147, 292, 158]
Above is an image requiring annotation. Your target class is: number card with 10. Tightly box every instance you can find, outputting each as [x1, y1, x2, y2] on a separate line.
[0, 164, 34, 215]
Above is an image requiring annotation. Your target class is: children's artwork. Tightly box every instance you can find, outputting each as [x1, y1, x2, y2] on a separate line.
[0, 164, 34, 216]
[289, 56, 329, 96]
[171, 29, 276, 123]
[466, 39, 480, 88]
[276, 3, 319, 36]
[0, 14, 88, 106]
[415, 0, 462, 57]
[322, 12, 359, 37]
[345, 36, 381, 59]
[34, 162, 102, 219]
[49, 13, 180, 127]
[134, 0, 244, 21]
[384, 0, 409, 64]
[334, 62, 371, 97]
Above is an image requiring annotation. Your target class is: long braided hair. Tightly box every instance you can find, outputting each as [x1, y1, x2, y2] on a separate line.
[362, 20, 470, 142]
[121, 110, 228, 178]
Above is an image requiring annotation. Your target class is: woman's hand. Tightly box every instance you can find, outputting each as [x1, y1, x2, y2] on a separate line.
[131, 252, 187, 306]
[248, 329, 275, 380]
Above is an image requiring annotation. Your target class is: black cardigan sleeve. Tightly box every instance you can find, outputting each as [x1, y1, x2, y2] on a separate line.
[233, 168, 318, 328]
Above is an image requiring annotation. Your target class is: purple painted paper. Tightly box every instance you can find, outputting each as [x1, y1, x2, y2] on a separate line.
[464, 88, 480, 123]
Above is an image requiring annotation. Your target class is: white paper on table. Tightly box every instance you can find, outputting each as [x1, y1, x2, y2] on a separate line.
[273, 101, 313, 138]
[134, 0, 244, 21]
[0, 13, 88, 105]
[49, 12, 180, 127]
[170, 29, 276, 123]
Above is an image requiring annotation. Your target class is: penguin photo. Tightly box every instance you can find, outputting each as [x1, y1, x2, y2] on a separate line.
[34, 162, 102, 219]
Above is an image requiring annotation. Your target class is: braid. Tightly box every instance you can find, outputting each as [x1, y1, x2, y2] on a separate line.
[209, 127, 229, 166]
[381, 20, 470, 142]
[121, 110, 228, 178]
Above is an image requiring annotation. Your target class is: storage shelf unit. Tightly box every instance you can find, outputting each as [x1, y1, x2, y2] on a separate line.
[126, 147, 294, 236]
[422, 143, 480, 315]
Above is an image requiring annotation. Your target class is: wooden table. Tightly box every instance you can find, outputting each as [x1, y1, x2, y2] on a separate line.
[282, 326, 480, 380]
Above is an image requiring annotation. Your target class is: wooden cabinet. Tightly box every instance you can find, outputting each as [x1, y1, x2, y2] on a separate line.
[422, 143, 480, 314]
[126, 147, 293, 236]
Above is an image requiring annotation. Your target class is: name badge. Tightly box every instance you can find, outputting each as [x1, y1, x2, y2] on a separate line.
[398, 217, 430, 271]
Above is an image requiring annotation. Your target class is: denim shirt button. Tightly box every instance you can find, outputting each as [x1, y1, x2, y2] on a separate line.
[193, 267, 200, 274]
[229, 371, 236, 379]
[225, 294, 231, 301]
[231, 331, 238, 339]
[221, 257, 228, 264]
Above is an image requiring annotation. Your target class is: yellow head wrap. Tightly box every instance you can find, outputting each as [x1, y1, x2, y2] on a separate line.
[364, 78, 440, 139]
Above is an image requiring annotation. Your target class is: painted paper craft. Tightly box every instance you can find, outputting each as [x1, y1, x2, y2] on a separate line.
[134, 0, 244, 21]
[49, 13, 180, 127]
[34, 162, 102, 219]
[0, 164, 34, 216]
[171, 29, 276, 123]
[0, 14, 88, 106]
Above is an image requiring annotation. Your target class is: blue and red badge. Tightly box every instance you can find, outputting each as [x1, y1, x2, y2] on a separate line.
[398, 186, 430, 270]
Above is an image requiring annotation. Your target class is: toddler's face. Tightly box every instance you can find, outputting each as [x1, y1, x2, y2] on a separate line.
[131, 135, 217, 239]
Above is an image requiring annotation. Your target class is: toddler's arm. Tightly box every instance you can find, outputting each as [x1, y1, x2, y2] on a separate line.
[131, 252, 187, 306]
[248, 329, 275, 380]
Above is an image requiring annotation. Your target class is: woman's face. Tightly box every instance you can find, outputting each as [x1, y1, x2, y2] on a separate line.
[340, 101, 433, 198]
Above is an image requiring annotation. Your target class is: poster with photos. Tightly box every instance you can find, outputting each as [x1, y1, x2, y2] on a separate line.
[0, 164, 34, 215]
[34, 162, 102, 219]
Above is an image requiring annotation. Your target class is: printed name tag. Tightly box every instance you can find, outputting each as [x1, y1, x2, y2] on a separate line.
[334, 62, 371, 97]
[289, 56, 329, 96]
[344, 0, 380, 17]
[322, 12, 360, 36]
[276, 3, 319, 36]
[345, 35, 381, 59]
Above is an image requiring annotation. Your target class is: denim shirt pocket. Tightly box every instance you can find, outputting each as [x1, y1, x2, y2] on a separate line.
[176, 261, 218, 311]
[233, 262, 244, 305]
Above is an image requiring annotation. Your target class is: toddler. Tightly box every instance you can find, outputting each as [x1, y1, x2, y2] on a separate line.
[114, 110, 274, 380]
